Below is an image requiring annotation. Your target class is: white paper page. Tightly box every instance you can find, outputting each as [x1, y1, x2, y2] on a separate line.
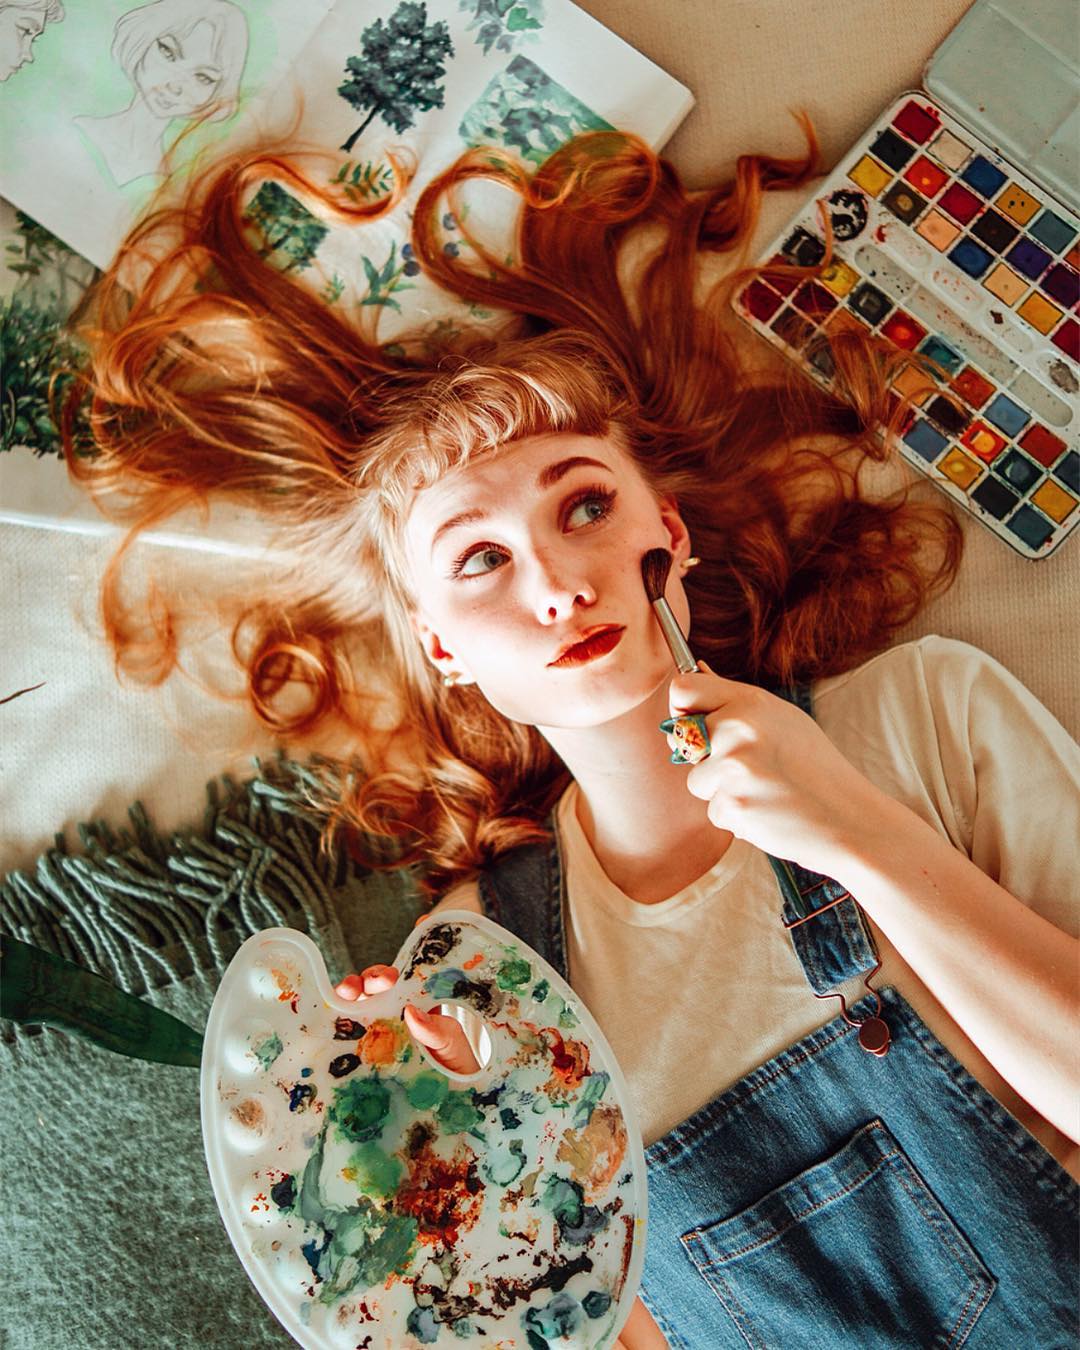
[0, 0, 335, 268]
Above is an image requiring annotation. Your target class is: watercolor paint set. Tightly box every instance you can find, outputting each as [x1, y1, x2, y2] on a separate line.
[201, 918, 646, 1349]
[734, 0, 1079, 559]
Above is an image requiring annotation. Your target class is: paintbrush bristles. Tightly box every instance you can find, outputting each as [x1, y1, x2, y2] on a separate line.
[640, 547, 698, 675]
[640, 548, 673, 604]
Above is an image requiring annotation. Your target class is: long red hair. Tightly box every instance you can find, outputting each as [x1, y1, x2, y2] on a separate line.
[63, 126, 961, 893]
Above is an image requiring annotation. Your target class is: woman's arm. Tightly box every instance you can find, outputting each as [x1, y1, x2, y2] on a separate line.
[670, 665, 1080, 1141]
[818, 790, 1079, 1141]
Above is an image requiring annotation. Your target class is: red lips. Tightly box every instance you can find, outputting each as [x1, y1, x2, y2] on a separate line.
[549, 625, 626, 667]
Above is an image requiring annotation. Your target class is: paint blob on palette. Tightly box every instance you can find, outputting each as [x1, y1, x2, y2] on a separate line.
[734, 94, 1080, 559]
[201, 919, 646, 1350]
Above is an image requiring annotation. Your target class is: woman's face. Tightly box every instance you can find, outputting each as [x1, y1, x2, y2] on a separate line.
[404, 433, 692, 729]
[0, 7, 47, 81]
[134, 20, 222, 119]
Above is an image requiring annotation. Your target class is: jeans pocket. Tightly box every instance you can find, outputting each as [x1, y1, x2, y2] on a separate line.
[680, 1118, 996, 1350]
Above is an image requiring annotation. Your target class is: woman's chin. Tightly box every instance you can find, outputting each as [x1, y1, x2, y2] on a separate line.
[490, 667, 670, 732]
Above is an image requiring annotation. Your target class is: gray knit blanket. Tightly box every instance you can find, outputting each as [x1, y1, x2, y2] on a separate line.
[0, 759, 426, 1349]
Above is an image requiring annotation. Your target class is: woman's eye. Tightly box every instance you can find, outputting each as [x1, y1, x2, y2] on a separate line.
[157, 38, 175, 59]
[196, 72, 215, 86]
[455, 547, 508, 579]
[565, 489, 615, 530]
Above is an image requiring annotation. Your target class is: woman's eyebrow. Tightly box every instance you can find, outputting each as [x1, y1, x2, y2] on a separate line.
[430, 456, 612, 554]
[430, 508, 486, 554]
[535, 455, 611, 489]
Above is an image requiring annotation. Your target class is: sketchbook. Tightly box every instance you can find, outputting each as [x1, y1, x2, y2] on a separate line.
[0, 0, 692, 271]
[0, 0, 694, 547]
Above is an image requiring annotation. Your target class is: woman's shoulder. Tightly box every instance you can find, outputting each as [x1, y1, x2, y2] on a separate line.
[812, 634, 1027, 718]
[811, 633, 1078, 825]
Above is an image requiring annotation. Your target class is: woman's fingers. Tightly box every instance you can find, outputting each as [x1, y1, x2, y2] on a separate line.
[334, 967, 480, 1075]
[404, 1005, 481, 1076]
[667, 662, 735, 716]
[334, 964, 399, 1001]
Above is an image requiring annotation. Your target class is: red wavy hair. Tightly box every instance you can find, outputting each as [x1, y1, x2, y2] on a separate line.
[63, 126, 961, 893]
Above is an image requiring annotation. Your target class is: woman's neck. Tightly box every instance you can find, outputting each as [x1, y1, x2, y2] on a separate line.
[539, 676, 734, 903]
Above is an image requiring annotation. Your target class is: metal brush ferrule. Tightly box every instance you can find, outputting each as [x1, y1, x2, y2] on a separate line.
[651, 597, 698, 674]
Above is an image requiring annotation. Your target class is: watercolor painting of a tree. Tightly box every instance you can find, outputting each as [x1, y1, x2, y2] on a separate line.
[243, 181, 329, 273]
[338, 2, 454, 154]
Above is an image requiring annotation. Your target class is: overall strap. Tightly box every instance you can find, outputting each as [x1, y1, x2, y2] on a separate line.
[477, 819, 569, 981]
[767, 683, 879, 994]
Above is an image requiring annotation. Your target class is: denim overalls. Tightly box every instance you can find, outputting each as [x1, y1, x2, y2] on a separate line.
[476, 686, 1079, 1348]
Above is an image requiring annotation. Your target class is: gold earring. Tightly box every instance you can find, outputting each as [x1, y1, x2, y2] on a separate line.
[682, 556, 701, 573]
[443, 672, 459, 687]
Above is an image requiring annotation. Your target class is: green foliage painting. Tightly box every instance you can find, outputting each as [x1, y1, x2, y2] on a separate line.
[1, 298, 90, 456]
[331, 159, 395, 203]
[2, 209, 97, 457]
[360, 243, 416, 314]
[338, 1, 455, 154]
[243, 182, 329, 273]
[458, 56, 612, 164]
[460, 0, 544, 55]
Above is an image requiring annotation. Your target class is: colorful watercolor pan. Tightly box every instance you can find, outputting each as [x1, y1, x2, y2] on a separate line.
[734, 92, 1080, 559]
[202, 919, 646, 1349]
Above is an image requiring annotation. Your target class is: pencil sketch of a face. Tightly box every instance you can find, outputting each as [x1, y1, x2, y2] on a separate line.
[0, 0, 64, 81]
[75, 0, 248, 187]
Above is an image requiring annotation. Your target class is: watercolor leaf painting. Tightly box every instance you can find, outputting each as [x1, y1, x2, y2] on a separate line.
[359, 242, 416, 312]
[330, 157, 395, 202]
[459, 0, 544, 56]
[337, 1, 455, 153]
[459, 55, 612, 163]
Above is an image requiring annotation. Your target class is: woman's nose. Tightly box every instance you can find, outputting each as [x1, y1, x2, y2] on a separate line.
[532, 554, 596, 623]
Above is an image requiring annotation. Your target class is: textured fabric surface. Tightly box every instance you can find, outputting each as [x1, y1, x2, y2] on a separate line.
[0, 766, 426, 1350]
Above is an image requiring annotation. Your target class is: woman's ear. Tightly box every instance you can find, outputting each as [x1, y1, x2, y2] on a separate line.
[657, 494, 693, 566]
[409, 613, 476, 687]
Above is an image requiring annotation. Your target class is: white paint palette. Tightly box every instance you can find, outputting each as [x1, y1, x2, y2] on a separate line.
[201, 914, 646, 1348]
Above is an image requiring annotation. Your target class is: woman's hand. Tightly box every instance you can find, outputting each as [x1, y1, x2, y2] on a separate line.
[667, 664, 893, 876]
[335, 965, 480, 1075]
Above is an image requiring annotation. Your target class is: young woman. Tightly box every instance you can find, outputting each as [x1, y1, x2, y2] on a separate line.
[68, 130, 1079, 1347]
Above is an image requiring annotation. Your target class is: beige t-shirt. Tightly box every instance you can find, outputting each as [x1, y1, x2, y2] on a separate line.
[429, 636, 1080, 1168]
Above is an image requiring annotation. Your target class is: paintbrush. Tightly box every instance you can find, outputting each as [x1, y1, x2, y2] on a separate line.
[640, 548, 699, 674]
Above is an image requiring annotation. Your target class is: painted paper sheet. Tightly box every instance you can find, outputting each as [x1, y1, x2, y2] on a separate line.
[1, 0, 693, 536]
[0, 0, 692, 271]
[0, 1, 335, 268]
